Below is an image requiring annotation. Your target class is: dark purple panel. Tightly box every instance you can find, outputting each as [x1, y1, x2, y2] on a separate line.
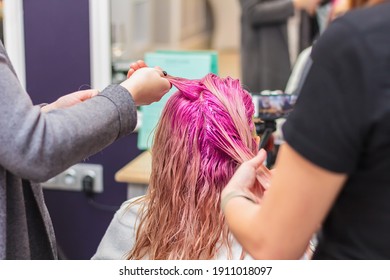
[24, 0, 91, 103]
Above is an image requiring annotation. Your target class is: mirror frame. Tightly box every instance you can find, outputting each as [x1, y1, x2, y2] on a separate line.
[2, 0, 111, 91]
[89, 0, 111, 90]
[3, 0, 26, 88]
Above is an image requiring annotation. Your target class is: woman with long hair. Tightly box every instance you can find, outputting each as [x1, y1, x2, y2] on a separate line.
[92, 73, 270, 260]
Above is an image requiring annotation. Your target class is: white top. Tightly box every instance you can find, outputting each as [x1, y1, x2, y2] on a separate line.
[91, 196, 253, 260]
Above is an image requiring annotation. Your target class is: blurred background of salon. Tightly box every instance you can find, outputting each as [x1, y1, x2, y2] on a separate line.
[1, 0, 340, 259]
[0, 1, 3, 42]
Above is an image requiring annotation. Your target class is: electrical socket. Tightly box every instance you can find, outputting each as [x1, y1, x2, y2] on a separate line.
[42, 163, 103, 193]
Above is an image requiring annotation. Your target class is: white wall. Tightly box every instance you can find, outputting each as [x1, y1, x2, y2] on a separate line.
[3, 0, 25, 88]
[208, 0, 240, 50]
[110, 0, 210, 62]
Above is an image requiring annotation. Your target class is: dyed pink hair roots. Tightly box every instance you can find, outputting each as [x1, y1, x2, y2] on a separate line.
[127, 74, 270, 259]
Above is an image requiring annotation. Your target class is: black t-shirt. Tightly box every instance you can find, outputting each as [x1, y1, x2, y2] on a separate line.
[282, 3, 390, 259]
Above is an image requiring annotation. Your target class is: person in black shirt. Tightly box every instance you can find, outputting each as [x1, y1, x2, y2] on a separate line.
[220, 2, 390, 259]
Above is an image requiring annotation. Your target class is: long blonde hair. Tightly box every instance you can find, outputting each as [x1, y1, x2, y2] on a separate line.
[127, 74, 270, 259]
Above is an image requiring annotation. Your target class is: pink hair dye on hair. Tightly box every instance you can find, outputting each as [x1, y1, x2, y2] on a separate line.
[128, 73, 270, 260]
[166, 74, 266, 184]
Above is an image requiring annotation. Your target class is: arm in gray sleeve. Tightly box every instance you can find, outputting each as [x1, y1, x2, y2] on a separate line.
[0, 49, 137, 182]
[240, 0, 295, 27]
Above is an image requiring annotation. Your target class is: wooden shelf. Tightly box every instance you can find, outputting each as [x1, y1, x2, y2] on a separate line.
[115, 151, 151, 185]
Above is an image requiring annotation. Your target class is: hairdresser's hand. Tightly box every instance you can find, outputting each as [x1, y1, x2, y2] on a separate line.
[121, 67, 171, 106]
[41, 89, 99, 112]
[127, 60, 165, 78]
[127, 60, 148, 78]
[222, 149, 268, 202]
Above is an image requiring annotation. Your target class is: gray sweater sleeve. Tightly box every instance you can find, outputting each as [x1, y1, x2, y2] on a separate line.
[0, 44, 137, 182]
